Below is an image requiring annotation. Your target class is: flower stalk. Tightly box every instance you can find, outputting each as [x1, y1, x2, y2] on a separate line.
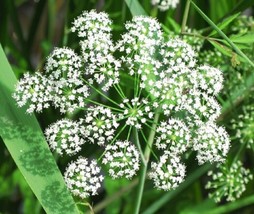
[134, 112, 160, 214]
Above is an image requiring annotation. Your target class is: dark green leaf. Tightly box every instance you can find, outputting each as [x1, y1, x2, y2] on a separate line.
[0, 45, 80, 214]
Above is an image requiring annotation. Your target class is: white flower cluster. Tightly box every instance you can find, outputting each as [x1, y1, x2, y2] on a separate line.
[102, 140, 140, 179]
[155, 119, 190, 153]
[45, 47, 82, 81]
[206, 161, 253, 202]
[13, 10, 231, 197]
[13, 72, 53, 113]
[161, 38, 196, 69]
[149, 151, 185, 191]
[116, 16, 162, 78]
[64, 157, 104, 198]
[80, 106, 119, 146]
[45, 119, 85, 156]
[196, 65, 223, 95]
[72, 10, 120, 91]
[231, 105, 254, 150]
[151, 0, 180, 11]
[116, 15, 228, 190]
[119, 97, 154, 129]
[44, 47, 90, 113]
[193, 122, 230, 164]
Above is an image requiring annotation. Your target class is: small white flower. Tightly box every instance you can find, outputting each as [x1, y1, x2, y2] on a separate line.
[102, 140, 140, 179]
[149, 151, 186, 191]
[155, 118, 191, 153]
[64, 157, 104, 198]
[161, 37, 196, 68]
[80, 106, 119, 146]
[13, 72, 53, 113]
[119, 97, 154, 129]
[45, 119, 85, 156]
[206, 161, 253, 202]
[52, 79, 89, 113]
[151, 0, 180, 11]
[116, 16, 163, 77]
[183, 90, 221, 122]
[45, 47, 82, 81]
[193, 122, 230, 164]
[196, 65, 223, 95]
[231, 105, 254, 149]
[71, 10, 112, 38]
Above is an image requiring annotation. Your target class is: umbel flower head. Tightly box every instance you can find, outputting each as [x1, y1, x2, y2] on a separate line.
[231, 105, 254, 150]
[45, 47, 83, 81]
[149, 151, 186, 191]
[119, 97, 154, 129]
[102, 140, 140, 179]
[13, 10, 231, 198]
[155, 118, 191, 153]
[193, 122, 230, 164]
[64, 157, 104, 198]
[206, 161, 253, 202]
[45, 119, 85, 156]
[79, 106, 119, 146]
[13, 72, 53, 113]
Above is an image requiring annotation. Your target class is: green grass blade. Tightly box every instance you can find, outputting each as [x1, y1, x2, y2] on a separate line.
[206, 195, 254, 214]
[189, 0, 254, 68]
[142, 164, 211, 214]
[125, 0, 147, 16]
[209, 12, 240, 36]
[230, 33, 254, 44]
[0, 45, 80, 214]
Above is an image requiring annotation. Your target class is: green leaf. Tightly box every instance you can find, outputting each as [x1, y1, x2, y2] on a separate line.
[209, 12, 240, 36]
[166, 16, 181, 33]
[0, 45, 80, 214]
[125, 0, 147, 16]
[205, 195, 254, 214]
[209, 40, 232, 57]
[230, 33, 254, 44]
[180, 198, 216, 214]
[190, 0, 254, 68]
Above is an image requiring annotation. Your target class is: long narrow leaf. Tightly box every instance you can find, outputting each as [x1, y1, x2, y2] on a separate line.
[190, 0, 254, 68]
[209, 13, 240, 36]
[125, 0, 147, 16]
[0, 45, 80, 214]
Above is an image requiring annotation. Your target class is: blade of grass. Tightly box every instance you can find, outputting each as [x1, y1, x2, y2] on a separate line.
[0, 45, 80, 214]
[125, 0, 147, 16]
[209, 12, 240, 36]
[206, 195, 254, 214]
[189, 0, 254, 68]
[142, 164, 211, 214]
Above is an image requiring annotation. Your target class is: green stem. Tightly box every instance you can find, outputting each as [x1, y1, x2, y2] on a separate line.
[189, 0, 254, 68]
[181, 0, 191, 33]
[134, 113, 160, 214]
[134, 128, 146, 165]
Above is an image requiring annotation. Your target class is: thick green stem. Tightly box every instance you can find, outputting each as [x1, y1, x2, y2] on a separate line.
[181, 0, 191, 33]
[134, 113, 160, 214]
